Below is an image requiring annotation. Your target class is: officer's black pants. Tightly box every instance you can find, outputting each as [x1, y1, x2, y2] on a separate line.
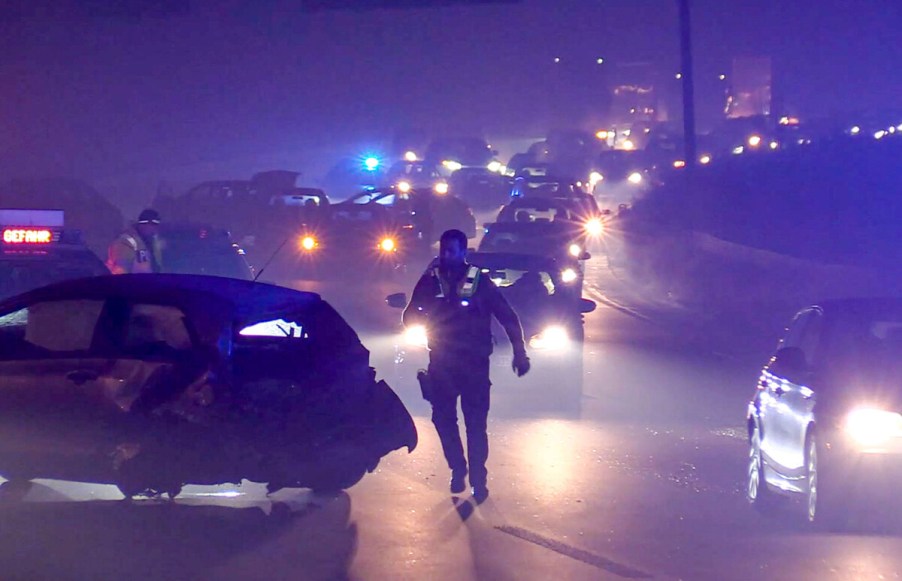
[428, 356, 492, 487]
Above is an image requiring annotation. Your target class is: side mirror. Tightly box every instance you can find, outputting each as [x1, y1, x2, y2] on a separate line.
[579, 251, 592, 261]
[386, 293, 408, 309]
[579, 298, 597, 314]
[771, 346, 810, 377]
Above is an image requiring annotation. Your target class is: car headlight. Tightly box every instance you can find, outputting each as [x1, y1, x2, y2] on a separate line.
[561, 268, 578, 283]
[379, 237, 397, 252]
[569, 243, 582, 257]
[404, 324, 429, 348]
[300, 235, 317, 251]
[845, 408, 902, 447]
[627, 172, 643, 185]
[487, 161, 503, 173]
[588, 171, 604, 187]
[584, 218, 603, 236]
[434, 182, 449, 195]
[442, 160, 463, 172]
[529, 325, 569, 350]
[397, 180, 412, 193]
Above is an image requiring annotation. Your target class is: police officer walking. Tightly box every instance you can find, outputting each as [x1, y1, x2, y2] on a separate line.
[107, 208, 163, 275]
[403, 229, 530, 502]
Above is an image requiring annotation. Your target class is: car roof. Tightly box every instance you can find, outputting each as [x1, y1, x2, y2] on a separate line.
[468, 252, 561, 271]
[0, 274, 321, 326]
[484, 221, 572, 234]
[162, 222, 231, 236]
[505, 198, 570, 211]
[812, 298, 902, 318]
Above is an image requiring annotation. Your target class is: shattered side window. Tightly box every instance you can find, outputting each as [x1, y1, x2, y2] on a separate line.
[124, 304, 193, 351]
[0, 300, 105, 355]
[239, 319, 306, 339]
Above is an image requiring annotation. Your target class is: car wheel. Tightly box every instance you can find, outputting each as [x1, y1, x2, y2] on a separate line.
[117, 480, 147, 500]
[165, 484, 184, 500]
[804, 435, 818, 523]
[803, 432, 847, 530]
[748, 424, 777, 513]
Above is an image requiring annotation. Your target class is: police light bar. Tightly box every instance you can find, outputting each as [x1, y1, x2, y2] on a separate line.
[2, 228, 55, 244]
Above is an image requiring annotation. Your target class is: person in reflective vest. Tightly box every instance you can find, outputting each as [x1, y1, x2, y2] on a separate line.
[107, 208, 163, 274]
[403, 229, 530, 502]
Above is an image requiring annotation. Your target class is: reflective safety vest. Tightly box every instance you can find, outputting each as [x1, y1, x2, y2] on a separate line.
[107, 228, 161, 274]
[432, 265, 480, 300]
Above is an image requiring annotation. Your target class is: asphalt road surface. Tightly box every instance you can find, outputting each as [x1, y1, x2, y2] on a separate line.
[2, 258, 902, 581]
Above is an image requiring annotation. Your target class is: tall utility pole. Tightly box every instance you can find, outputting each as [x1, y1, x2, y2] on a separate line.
[678, 0, 697, 167]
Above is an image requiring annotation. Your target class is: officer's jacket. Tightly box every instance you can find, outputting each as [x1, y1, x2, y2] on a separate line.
[403, 263, 526, 358]
[107, 227, 162, 275]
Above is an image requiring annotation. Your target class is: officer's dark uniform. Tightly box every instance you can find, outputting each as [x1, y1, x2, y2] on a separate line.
[403, 262, 526, 491]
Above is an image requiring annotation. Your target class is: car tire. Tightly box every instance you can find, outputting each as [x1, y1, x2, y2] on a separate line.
[117, 480, 147, 500]
[804, 432, 847, 531]
[747, 423, 778, 514]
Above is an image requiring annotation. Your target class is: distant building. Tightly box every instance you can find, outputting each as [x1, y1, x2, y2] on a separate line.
[725, 57, 772, 119]
[609, 61, 667, 126]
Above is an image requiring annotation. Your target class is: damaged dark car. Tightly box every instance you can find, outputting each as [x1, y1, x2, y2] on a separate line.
[0, 275, 417, 498]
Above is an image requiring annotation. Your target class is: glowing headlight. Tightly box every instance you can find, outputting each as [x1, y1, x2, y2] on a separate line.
[404, 151, 418, 162]
[442, 160, 463, 172]
[379, 237, 397, 252]
[561, 268, 578, 283]
[487, 161, 503, 173]
[529, 325, 569, 350]
[622, 140, 635, 151]
[434, 182, 449, 195]
[569, 243, 582, 257]
[673, 160, 686, 169]
[397, 180, 412, 193]
[584, 218, 603, 236]
[699, 154, 712, 165]
[845, 408, 902, 447]
[404, 325, 429, 348]
[300, 235, 317, 251]
[627, 172, 643, 185]
[748, 135, 762, 148]
[588, 172, 604, 188]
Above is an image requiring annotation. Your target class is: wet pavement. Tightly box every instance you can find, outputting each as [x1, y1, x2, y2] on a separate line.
[3, 260, 902, 581]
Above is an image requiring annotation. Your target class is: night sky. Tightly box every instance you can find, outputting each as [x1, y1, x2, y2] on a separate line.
[1, 0, 900, 203]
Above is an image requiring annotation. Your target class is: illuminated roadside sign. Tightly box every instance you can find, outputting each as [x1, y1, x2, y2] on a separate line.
[2, 228, 54, 244]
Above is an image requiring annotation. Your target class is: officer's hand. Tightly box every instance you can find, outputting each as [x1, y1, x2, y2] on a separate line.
[512, 352, 530, 377]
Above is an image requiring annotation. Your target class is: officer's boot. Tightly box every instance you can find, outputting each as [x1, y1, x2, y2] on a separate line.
[450, 466, 468, 494]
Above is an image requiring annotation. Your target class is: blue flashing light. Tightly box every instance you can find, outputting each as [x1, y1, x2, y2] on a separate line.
[364, 157, 381, 171]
